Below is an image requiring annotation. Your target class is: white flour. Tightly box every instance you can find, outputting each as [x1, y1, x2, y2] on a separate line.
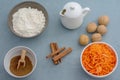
[12, 7, 45, 37]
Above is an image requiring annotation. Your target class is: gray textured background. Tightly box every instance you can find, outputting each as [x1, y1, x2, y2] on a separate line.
[0, 0, 120, 80]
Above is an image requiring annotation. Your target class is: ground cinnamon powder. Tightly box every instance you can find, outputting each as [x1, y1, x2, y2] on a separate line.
[10, 56, 33, 76]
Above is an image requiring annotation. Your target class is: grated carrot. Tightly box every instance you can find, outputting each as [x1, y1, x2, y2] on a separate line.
[82, 43, 117, 76]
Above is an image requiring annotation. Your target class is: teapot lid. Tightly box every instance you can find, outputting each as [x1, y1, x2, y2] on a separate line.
[62, 2, 82, 18]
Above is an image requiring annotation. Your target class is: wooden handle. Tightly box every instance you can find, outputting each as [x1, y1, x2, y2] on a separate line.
[21, 49, 26, 60]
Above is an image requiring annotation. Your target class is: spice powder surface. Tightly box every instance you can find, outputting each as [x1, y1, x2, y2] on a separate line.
[10, 56, 33, 76]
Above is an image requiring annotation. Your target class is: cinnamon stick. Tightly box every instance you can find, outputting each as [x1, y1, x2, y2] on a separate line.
[53, 43, 63, 63]
[49, 42, 59, 64]
[53, 47, 72, 62]
[54, 43, 62, 63]
[50, 43, 56, 52]
[54, 43, 59, 51]
[46, 47, 65, 58]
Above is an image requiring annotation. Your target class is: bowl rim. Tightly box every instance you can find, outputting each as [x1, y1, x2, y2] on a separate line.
[80, 42, 118, 78]
[4, 46, 37, 78]
[8, 1, 48, 38]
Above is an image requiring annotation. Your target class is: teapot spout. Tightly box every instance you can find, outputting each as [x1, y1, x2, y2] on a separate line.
[60, 9, 66, 17]
[82, 7, 90, 17]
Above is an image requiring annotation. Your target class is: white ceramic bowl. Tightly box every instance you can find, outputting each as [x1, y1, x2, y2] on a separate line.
[80, 42, 118, 78]
[4, 46, 37, 78]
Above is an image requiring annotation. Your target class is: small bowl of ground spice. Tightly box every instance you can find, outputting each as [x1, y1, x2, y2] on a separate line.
[8, 1, 48, 38]
[4, 46, 37, 78]
[80, 42, 118, 78]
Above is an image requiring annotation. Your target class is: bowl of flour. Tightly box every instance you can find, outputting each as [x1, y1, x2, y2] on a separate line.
[8, 1, 48, 38]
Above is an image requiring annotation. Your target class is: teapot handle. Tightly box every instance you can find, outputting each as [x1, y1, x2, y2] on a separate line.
[82, 7, 90, 17]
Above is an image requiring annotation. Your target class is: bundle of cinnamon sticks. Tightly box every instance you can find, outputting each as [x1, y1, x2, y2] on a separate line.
[46, 42, 72, 65]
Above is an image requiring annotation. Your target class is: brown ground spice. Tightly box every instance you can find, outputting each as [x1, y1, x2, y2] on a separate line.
[10, 56, 33, 76]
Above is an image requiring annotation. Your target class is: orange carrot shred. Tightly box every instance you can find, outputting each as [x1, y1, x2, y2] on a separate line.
[82, 43, 117, 76]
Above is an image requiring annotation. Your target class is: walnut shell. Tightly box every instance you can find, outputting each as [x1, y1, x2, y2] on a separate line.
[98, 15, 109, 26]
[86, 22, 97, 33]
[97, 25, 107, 35]
[91, 33, 102, 42]
[79, 34, 89, 45]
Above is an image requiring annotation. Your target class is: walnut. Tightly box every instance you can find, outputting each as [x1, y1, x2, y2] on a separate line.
[91, 33, 102, 42]
[97, 25, 107, 35]
[86, 22, 97, 33]
[98, 15, 109, 26]
[79, 34, 89, 45]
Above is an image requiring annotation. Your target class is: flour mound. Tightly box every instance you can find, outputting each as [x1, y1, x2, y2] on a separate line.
[12, 7, 45, 37]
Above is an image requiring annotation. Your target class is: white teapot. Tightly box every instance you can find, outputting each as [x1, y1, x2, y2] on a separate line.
[60, 2, 90, 29]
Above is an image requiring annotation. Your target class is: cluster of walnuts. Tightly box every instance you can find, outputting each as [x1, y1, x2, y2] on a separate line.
[79, 15, 109, 46]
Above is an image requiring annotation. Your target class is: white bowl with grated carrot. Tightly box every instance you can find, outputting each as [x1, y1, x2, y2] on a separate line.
[80, 42, 118, 78]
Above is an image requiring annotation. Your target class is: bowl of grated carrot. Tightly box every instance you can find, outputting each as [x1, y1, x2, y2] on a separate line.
[80, 42, 118, 78]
